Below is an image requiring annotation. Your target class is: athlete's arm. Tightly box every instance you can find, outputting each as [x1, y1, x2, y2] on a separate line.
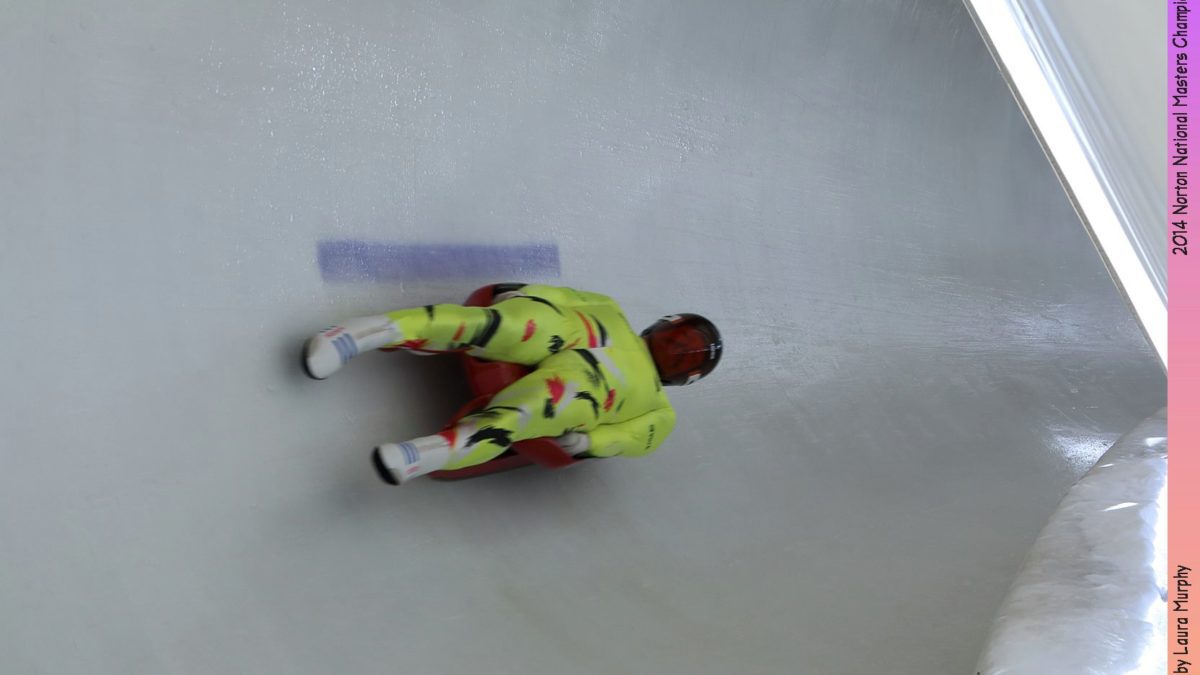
[566, 406, 677, 458]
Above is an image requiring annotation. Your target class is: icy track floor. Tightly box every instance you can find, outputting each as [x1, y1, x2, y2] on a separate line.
[0, 1, 1164, 673]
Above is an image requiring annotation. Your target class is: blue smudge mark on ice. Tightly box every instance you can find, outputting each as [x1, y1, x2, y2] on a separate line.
[317, 240, 560, 282]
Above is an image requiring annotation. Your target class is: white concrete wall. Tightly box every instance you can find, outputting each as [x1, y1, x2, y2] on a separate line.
[965, 0, 1166, 363]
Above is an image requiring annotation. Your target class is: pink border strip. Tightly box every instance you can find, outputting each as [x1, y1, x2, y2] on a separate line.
[1170, 0, 1196, 670]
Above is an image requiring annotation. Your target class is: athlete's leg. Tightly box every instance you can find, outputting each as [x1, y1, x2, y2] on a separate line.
[303, 297, 574, 379]
[385, 296, 573, 363]
[372, 366, 600, 483]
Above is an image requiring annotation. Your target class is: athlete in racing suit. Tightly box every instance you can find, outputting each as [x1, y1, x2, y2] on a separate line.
[303, 284, 722, 484]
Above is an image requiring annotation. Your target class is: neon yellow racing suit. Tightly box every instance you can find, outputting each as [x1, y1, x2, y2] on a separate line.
[382, 284, 676, 470]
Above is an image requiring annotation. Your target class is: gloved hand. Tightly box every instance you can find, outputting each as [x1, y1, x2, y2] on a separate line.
[554, 431, 591, 457]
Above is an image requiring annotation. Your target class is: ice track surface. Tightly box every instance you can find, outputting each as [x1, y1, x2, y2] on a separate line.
[0, 1, 1164, 673]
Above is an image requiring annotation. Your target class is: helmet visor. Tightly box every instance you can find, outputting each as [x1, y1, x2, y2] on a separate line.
[642, 315, 721, 386]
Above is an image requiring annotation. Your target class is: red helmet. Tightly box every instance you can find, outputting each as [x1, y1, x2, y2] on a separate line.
[641, 314, 723, 386]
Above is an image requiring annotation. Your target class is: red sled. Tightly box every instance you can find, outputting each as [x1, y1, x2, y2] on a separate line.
[426, 284, 585, 481]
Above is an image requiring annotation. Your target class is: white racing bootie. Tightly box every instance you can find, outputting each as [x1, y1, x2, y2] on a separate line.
[372, 435, 453, 485]
[303, 315, 400, 379]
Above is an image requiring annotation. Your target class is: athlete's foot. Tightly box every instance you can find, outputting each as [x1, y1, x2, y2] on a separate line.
[372, 434, 453, 485]
[303, 315, 400, 379]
